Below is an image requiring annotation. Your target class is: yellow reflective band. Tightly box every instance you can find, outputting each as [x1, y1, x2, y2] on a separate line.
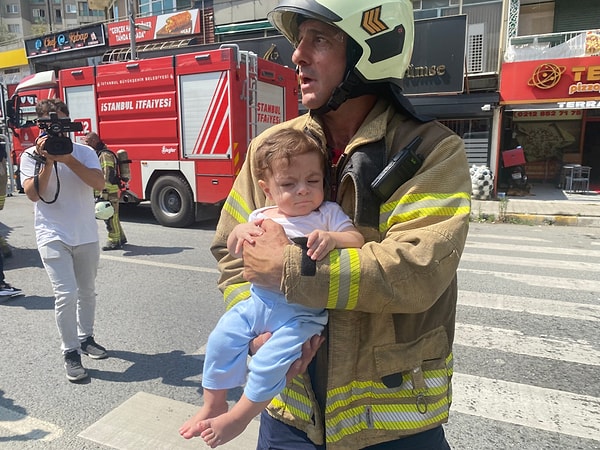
[380, 192, 471, 232]
[270, 378, 314, 422]
[325, 400, 450, 442]
[327, 248, 361, 310]
[324, 354, 453, 443]
[222, 189, 252, 225]
[327, 375, 450, 413]
[223, 282, 251, 310]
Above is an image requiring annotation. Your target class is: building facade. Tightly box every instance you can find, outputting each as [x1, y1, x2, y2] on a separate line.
[1, 0, 599, 191]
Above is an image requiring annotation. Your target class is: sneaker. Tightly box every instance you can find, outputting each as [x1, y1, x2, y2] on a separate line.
[102, 241, 122, 251]
[80, 336, 108, 359]
[64, 350, 88, 381]
[0, 283, 23, 297]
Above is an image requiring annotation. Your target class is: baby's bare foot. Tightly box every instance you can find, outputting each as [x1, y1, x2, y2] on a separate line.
[179, 403, 229, 439]
[200, 412, 249, 448]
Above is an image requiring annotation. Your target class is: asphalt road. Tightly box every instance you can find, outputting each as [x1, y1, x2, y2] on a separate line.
[1, 193, 599, 449]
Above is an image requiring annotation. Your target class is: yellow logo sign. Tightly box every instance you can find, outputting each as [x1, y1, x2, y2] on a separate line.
[528, 63, 566, 90]
[361, 7, 388, 35]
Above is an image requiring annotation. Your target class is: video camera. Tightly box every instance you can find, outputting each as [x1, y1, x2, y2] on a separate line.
[37, 112, 83, 155]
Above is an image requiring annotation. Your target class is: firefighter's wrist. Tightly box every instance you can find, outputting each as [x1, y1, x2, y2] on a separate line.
[282, 243, 301, 293]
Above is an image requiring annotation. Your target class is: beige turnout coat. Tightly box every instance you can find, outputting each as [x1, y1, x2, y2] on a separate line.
[210, 98, 471, 449]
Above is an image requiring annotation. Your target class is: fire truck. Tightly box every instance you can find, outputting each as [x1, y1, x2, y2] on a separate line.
[5, 45, 298, 227]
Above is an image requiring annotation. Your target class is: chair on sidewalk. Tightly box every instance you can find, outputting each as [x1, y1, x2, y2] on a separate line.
[569, 166, 591, 193]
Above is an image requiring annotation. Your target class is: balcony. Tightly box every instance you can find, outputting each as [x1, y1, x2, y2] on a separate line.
[505, 29, 600, 62]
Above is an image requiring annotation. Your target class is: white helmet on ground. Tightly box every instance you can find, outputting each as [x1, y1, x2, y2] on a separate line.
[95, 200, 114, 220]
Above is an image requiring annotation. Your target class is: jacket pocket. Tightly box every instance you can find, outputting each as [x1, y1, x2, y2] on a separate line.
[373, 326, 450, 388]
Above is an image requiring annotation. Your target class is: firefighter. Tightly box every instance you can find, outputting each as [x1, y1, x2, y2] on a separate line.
[209, 1, 471, 449]
[84, 132, 127, 251]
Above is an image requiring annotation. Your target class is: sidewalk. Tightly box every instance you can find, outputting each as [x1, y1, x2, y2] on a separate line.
[470, 183, 600, 227]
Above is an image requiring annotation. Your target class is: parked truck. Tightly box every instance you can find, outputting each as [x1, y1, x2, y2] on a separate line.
[5, 45, 298, 227]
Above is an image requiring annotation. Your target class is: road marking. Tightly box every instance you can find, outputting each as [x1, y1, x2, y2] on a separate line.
[466, 241, 600, 258]
[0, 405, 63, 441]
[100, 254, 220, 274]
[458, 268, 600, 291]
[455, 322, 600, 366]
[459, 290, 600, 322]
[452, 373, 600, 441]
[79, 392, 258, 449]
[468, 234, 550, 243]
[461, 252, 600, 272]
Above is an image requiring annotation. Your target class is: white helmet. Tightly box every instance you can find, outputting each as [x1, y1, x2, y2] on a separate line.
[95, 200, 114, 220]
[268, 0, 414, 87]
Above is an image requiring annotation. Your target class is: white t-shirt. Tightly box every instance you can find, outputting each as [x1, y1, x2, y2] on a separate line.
[249, 201, 354, 239]
[20, 142, 101, 248]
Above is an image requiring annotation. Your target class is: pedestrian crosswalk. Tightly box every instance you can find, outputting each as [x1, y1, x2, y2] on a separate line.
[450, 225, 600, 448]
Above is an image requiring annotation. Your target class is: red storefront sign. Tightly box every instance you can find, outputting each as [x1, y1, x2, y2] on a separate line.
[106, 9, 202, 46]
[500, 56, 600, 107]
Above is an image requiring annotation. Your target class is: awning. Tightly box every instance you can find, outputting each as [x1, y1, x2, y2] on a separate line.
[503, 100, 600, 110]
[408, 92, 500, 119]
[215, 20, 273, 35]
[0, 48, 28, 69]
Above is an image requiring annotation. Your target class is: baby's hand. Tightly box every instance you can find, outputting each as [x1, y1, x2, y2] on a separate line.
[306, 230, 335, 261]
[232, 219, 264, 257]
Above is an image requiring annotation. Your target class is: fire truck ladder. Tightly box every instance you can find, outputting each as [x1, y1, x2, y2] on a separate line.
[220, 44, 258, 145]
[242, 51, 259, 142]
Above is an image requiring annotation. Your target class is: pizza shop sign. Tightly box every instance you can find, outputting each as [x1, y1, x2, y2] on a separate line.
[500, 56, 600, 104]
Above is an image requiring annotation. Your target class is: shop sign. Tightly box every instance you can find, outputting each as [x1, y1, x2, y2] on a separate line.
[403, 15, 466, 95]
[24, 25, 105, 58]
[107, 9, 202, 47]
[500, 56, 600, 104]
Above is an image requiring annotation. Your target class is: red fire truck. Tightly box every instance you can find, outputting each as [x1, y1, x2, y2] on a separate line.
[6, 45, 298, 227]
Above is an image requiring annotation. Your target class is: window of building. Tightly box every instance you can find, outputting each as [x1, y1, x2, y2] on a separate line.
[6, 4, 19, 13]
[33, 8, 46, 17]
[78, 2, 105, 17]
[55, 9, 62, 19]
[139, 0, 175, 17]
[65, 4, 77, 13]
[518, 2, 555, 36]
[7, 24, 21, 33]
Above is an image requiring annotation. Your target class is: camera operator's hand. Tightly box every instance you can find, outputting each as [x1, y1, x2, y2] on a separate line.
[34, 134, 50, 160]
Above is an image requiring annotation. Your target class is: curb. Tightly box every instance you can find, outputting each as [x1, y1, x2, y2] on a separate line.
[470, 212, 600, 227]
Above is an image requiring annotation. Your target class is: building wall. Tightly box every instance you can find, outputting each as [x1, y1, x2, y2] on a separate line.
[213, 0, 276, 26]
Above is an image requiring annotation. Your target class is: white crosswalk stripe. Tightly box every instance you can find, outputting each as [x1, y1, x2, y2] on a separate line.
[452, 373, 600, 441]
[0, 405, 63, 441]
[454, 227, 600, 445]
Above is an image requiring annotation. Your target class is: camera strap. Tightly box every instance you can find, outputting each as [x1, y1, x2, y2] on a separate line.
[34, 160, 60, 204]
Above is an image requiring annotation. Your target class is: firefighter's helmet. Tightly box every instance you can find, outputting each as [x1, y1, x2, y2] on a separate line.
[95, 200, 114, 220]
[268, 0, 414, 86]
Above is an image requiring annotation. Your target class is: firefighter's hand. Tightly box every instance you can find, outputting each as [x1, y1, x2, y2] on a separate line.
[242, 219, 289, 290]
[286, 334, 325, 382]
[249, 333, 325, 382]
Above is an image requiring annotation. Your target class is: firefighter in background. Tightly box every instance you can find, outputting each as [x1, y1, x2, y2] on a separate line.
[84, 132, 127, 251]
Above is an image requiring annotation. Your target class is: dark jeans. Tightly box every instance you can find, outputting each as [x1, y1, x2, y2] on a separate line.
[257, 410, 451, 450]
[0, 249, 5, 285]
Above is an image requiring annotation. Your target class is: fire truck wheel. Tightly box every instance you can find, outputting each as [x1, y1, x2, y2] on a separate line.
[150, 174, 195, 228]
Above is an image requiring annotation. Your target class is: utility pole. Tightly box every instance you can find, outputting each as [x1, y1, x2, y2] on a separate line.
[129, 0, 136, 60]
[46, 0, 53, 33]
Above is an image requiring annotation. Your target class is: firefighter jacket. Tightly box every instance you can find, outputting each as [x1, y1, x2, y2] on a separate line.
[210, 98, 472, 449]
[96, 146, 120, 201]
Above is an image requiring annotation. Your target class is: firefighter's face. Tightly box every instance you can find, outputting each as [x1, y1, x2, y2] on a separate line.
[292, 19, 347, 111]
[259, 151, 325, 217]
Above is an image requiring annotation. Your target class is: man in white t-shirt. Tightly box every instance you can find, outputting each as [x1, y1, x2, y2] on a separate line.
[20, 99, 109, 382]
